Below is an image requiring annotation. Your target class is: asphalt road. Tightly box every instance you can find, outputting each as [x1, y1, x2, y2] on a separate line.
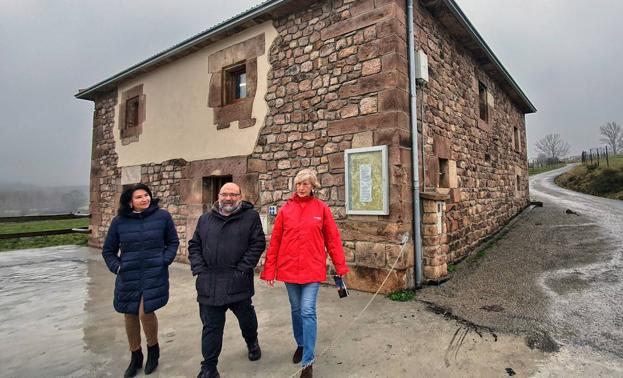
[530, 165, 623, 358]
[419, 165, 623, 375]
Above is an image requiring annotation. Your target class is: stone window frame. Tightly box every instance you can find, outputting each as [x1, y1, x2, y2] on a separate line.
[207, 33, 265, 130]
[438, 158, 450, 188]
[118, 84, 146, 145]
[475, 77, 494, 131]
[513, 126, 521, 151]
[428, 135, 458, 192]
[478, 81, 489, 123]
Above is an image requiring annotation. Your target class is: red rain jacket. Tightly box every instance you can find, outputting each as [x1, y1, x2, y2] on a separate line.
[260, 194, 349, 284]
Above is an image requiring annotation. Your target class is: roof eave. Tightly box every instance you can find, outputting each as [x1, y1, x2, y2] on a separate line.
[442, 0, 536, 113]
[75, 0, 287, 101]
[76, 0, 536, 115]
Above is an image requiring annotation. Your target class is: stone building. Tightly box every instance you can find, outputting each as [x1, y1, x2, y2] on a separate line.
[76, 0, 535, 293]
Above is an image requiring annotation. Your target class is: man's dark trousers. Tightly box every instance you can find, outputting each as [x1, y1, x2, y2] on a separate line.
[199, 298, 258, 372]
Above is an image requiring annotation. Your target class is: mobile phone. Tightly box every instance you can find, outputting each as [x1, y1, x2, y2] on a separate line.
[333, 275, 349, 298]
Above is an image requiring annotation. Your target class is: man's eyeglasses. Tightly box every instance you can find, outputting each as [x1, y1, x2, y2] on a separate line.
[219, 193, 241, 198]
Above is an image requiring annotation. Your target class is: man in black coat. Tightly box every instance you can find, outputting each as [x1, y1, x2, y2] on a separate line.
[188, 182, 266, 378]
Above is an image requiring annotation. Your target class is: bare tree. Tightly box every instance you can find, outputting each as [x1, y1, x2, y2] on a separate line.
[535, 133, 570, 162]
[600, 121, 622, 155]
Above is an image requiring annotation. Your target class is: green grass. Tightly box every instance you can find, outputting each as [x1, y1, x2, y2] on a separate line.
[528, 163, 565, 176]
[447, 264, 457, 273]
[0, 218, 89, 234]
[555, 155, 623, 200]
[466, 244, 494, 267]
[0, 234, 88, 251]
[0, 218, 89, 252]
[387, 289, 416, 302]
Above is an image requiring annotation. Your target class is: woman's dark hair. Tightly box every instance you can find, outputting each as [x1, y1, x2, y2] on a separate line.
[117, 183, 158, 216]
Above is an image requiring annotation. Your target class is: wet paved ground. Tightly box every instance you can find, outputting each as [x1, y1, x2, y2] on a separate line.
[1, 246, 545, 378]
[2, 166, 622, 377]
[419, 165, 623, 376]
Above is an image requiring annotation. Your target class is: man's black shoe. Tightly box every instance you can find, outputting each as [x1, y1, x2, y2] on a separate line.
[197, 368, 220, 378]
[247, 339, 262, 361]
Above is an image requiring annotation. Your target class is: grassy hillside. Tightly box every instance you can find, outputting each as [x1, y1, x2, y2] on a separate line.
[555, 156, 623, 200]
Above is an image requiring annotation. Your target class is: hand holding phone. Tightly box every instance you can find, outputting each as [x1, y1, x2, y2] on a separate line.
[333, 275, 349, 298]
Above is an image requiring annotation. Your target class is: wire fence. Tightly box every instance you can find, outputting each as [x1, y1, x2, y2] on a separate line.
[581, 146, 612, 168]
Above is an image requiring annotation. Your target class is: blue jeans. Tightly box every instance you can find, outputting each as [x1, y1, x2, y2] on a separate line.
[285, 282, 320, 366]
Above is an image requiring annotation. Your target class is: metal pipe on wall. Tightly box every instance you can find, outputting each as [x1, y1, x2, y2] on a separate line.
[407, 0, 424, 288]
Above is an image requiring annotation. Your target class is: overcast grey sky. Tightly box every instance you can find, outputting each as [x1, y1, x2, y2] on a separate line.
[1, 0, 621, 186]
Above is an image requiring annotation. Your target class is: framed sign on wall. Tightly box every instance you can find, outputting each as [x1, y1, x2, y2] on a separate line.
[344, 145, 389, 215]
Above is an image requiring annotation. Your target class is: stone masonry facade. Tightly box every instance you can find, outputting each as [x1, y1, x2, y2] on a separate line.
[413, 1, 529, 279]
[251, 0, 416, 292]
[87, 0, 530, 292]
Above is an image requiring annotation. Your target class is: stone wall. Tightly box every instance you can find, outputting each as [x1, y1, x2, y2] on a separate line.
[89, 90, 120, 247]
[252, 0, 415, 293]
[140, 159, 189, 257]
[413, 2, 530, 270]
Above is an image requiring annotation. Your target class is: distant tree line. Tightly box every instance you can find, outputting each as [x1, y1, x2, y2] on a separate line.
[533, 121, 621, 166]
[0, 185, 88, 216]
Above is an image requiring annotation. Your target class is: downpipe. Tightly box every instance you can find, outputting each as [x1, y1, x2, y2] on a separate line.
[407, 0, 423, 288]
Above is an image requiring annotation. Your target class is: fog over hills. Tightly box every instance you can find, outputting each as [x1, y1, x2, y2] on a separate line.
[0, 182, 89, 216]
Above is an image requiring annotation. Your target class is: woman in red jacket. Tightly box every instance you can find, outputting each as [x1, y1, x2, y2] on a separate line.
[260, 169, 349, 378]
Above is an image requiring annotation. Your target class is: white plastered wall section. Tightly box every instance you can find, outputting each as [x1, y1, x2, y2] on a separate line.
[113, 21, 278, 168]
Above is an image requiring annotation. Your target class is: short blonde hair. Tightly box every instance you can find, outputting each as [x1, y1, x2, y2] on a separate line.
[294, 169, 320, 189]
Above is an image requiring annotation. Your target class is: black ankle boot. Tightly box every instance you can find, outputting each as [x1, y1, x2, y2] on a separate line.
[145, 343, 160, 374]
[124, 349, 143, 378]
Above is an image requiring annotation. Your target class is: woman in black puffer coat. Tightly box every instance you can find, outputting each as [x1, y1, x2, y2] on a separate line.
[102, 183, 179, 377]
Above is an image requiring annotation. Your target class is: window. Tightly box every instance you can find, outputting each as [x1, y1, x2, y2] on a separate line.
[224, 64, 247, 104]
[118, 84, 145, 144]
[513, 127, 520, 150]
[202, 175, 233, 211]
[516, 175, 521, 194]
[485, 153, 491, 162]
[125, 96, 140, 129]
[478, 81, 488, 122]
[438, 158, 449, 188]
